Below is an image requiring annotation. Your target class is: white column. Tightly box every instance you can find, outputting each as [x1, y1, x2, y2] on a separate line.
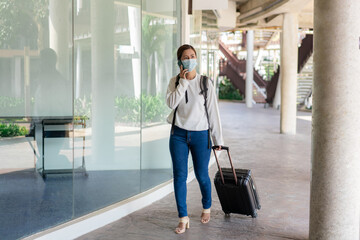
[246, 30, 254, 108]
[309, 0, 360, 239]
[91, 0, 115, 168]
[75, 43, 82, 99]
[280, 13, 298, 134]
[128, 6, 141, 98]
[181, 0, 190, 44]
[76, 0, 83, 15]
[49, 0, 69, 78]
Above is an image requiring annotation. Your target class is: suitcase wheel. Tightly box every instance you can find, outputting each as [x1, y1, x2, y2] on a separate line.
[223, 210, 230, 217]
[251, 211, 257, 218]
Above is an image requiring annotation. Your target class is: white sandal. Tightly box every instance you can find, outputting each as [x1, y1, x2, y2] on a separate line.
[175, 216, 190, 234]
[201, 208, 211, 224]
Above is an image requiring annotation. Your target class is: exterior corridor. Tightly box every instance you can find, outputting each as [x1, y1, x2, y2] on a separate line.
[78, 101, 312, 240]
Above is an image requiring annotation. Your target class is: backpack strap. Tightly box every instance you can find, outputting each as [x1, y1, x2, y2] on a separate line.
[171, 75, 181, 135]
[200, 75, 211, 149]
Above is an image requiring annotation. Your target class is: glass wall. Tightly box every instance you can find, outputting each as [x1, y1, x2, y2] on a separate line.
[0, 1, 74, 239]
[140, 0, 180, 192]
[0, 0, 180, 239]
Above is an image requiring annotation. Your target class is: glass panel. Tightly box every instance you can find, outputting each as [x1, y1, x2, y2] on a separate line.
[140, 0, 180, 192]
[0, 0, 73, 239]
[0, 0, 182, 238]
[73, 0, 142, 217]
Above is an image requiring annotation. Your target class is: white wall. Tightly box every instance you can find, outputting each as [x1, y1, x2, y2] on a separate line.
[217, 0, 238, 31]
[193, 0, 228, 10]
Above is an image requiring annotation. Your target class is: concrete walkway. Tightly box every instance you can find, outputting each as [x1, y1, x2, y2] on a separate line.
[77, 101, 312, 240]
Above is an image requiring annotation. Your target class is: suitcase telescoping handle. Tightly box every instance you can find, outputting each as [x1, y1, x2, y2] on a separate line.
[212, 146, 238, 185]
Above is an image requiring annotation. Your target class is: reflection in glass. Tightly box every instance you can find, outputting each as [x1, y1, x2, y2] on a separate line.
[0, 0, 181, 238]
[140, 0, 180, 191]
[0, 1, 73, 239]
[73, 0, 142, 217]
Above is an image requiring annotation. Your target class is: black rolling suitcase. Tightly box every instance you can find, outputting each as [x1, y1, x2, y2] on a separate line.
[213, 146, 261, 218]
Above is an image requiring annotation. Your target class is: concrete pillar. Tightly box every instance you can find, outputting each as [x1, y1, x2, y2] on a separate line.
[49, 0, 69, 78]
[246, 30, 254, 108]
[91, 0, 115, 168]
[310, 0, 360, 239]
[280, 13, 298, 134]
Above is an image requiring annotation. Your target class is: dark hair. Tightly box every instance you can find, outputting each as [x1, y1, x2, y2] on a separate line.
[40, 48, 57, 68]
[177, 44, 197, 60]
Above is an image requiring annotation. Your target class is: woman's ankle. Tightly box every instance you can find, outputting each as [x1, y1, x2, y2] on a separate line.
[202, 208, 211, 213]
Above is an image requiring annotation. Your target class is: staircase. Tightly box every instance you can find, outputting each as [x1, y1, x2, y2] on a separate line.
[297, 54, 313, 105]
[296, 34, 313, 106]
[265, 66, 280, 104]
[219, 59, 245, 94]
[218, 41, 267, 103]
[265, 34, 314, 105]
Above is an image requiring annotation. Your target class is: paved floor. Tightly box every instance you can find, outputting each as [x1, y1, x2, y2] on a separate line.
[77, 101, 312, 240]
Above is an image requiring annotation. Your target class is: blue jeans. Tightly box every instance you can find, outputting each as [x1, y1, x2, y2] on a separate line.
[169, 125, 212, 218]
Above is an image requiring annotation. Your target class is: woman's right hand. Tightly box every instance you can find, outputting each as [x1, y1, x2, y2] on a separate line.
[179, 65, 188, 80]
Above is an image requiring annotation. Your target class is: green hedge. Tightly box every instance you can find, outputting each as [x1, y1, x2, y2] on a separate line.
[0, 95, 169, 125]
[75, 95, 170, 124]
[219, 77, 243, 100]
[115, 94, 170, 124]
[114, 96, 140, 123]
[0, 123, 28, 137]
[141, 94, 169, 123]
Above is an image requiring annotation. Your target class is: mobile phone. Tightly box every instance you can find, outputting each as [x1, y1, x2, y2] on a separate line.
[178, 60, 186, 70]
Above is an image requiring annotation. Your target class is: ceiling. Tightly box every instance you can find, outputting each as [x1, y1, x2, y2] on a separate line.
[234, 0, 314, 30]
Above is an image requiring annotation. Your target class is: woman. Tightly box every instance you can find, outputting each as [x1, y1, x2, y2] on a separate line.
[166, 44, 224, 234]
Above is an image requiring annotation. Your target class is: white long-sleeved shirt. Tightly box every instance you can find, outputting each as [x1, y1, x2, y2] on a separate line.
[166, 73, 224, 146]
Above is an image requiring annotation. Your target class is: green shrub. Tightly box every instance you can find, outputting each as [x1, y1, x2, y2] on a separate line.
[0, 123, 28, 137]
[141, 94, 169, 123]
[219, 77, 243, 100]
[73, 95, 171, 125]
[115, 96, 140, 123]
[115, 94, 170, 124]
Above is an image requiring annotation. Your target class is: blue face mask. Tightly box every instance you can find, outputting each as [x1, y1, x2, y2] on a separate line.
[178, 59, 197, 72]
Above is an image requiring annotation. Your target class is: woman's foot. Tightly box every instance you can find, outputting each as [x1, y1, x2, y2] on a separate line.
[201, 209, 211, 224]
[175, 216, 190, 234]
